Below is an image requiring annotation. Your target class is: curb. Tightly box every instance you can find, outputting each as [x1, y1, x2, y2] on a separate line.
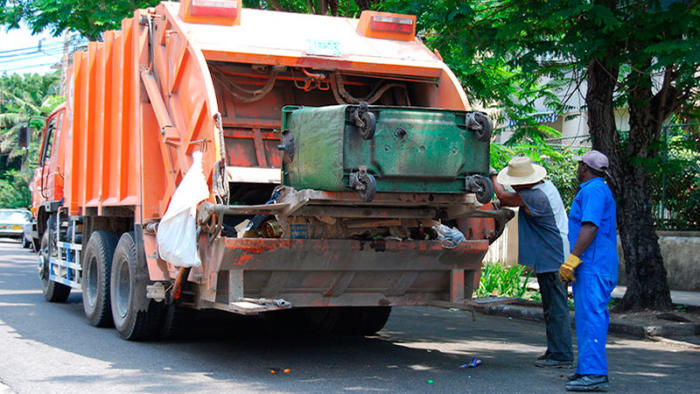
[481, 304, 700, 339]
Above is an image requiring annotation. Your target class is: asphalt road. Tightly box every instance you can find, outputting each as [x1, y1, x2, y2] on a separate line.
[0, 238, 697, 393]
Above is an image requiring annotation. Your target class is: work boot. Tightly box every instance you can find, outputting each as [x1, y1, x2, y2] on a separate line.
[567, 373, 582, 381]
[565, 375, 610, 392]
[536, 351, 551, 361]
[534, 358, 573, 368]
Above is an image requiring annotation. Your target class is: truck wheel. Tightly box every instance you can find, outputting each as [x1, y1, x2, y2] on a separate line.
[110, 232, 163, 341]
[357, 306, 391, 335]
[333, 307, 392, 336]
[303, 306, 392, 336]
[302, 307, 341, 335]
[82, 231, 118, 327]
[22, 237, 30, 248]
[39, 231, 71, 303]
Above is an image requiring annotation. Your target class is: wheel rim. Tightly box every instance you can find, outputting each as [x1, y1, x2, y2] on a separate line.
[84, 255, 98, 308]
[114, 258, 131, 319]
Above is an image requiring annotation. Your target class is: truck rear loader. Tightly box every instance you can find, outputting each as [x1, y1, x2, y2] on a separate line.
[31, 0, 513, 340]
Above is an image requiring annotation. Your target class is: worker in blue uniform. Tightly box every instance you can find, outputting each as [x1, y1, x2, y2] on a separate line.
[559, 150, 618, 392]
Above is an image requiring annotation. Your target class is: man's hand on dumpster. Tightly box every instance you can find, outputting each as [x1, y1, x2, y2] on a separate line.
[558, 254, 582, 283]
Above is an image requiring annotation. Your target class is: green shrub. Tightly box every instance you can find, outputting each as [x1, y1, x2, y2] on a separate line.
[476, 262, 531, 298]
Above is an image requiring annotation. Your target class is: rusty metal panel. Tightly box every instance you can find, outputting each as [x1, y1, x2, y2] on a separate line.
[198, 237, 487, 307]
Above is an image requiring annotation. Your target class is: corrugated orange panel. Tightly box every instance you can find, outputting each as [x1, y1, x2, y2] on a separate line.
[87, 42, 106, 208]
[80, 42, 96, 214]
[98, 33, 114, 211]
[118, 17, 133, 203]
[121, 16, 139, 206]
[71, 51, 89, 216]
[106, 31, 124, 206]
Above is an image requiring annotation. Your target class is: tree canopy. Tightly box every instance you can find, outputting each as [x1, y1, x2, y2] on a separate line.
[0, 71, 63, 208]
[0, 0, 161, 40]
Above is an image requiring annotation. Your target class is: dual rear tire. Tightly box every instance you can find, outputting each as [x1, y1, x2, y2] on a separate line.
[110, 232, 164, 340]
[81, 231, 118, 327]
[82, 230, 165, 340]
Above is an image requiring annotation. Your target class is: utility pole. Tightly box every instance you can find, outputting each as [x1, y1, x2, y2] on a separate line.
[59, 30, 70, 96]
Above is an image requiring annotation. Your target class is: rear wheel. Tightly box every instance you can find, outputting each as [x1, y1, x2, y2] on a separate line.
[110, 232, 163, 340]
[303, 306, 391, 336]
[82, 231, 118, 327]
[39, 231, 71, 303]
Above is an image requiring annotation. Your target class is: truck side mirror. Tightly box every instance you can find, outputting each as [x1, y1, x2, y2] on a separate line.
[18, 126, 30, 148]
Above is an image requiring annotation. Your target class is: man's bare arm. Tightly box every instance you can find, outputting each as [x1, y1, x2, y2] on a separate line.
[572, 222, 598, 257]
[489, 174, 526, 208]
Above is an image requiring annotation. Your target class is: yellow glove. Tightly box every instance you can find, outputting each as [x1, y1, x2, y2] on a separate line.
[558, 254, 582, 283]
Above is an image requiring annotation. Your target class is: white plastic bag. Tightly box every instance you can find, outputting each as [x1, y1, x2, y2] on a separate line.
[434, 224, 466, 249]
[157, 151, 210, 267]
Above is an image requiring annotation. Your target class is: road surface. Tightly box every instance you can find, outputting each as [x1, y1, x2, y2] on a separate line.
[0, 238, 697, 393]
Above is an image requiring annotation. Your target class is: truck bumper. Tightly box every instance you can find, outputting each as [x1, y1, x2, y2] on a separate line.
[197, 237, 488, 311]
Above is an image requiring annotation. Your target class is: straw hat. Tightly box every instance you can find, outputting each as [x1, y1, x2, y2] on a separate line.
[496, 157, 547, 186]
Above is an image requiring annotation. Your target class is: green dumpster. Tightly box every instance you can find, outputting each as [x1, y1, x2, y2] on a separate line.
[279, 103, 493, 202]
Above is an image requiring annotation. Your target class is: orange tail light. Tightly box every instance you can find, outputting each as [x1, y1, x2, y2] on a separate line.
[357, 11, 416, 41]
[179, 0, 241, 25]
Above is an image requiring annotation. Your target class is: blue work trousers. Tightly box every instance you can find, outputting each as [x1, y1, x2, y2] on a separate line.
[572, 272, 616, 376]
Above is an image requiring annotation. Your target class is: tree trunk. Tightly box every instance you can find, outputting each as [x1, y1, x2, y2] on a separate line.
[616, 165, 672, 310]
[586, 57, 673, 311]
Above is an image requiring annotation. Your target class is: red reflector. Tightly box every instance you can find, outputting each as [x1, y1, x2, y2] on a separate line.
[369, 15, 414, 34]
[190, 0, 237, 18]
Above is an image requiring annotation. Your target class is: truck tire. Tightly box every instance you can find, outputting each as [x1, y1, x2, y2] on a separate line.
[303, 306, 392, 336]
[110, 232, 163, 341]
[333, 307, 392, 336]
[82, 231, 118, 327]
[39, 231, 71, 303]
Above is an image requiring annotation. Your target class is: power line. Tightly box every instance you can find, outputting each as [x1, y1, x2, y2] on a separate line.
[0, 42, 64, 56]
[0, 61, 59, 73]
[0, 49, 64, 64]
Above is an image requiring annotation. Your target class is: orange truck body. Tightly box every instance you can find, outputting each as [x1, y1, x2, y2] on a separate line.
[32, 1, 511, 338]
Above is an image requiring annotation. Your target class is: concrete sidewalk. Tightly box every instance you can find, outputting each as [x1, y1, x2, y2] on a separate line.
[526, 277, 700, 307]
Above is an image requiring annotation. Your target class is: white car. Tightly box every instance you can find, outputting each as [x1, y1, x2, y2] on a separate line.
[0, 209, 33, 241]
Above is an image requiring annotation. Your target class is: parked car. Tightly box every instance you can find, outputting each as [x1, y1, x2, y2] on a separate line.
[0, 209, 32, 241]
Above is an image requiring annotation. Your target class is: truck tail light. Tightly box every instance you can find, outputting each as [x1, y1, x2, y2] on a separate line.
[179, 0, 241, 25]
[357, 11, 416, 41]
[190, 0, 238, 18]
[369, 15, 414, 34]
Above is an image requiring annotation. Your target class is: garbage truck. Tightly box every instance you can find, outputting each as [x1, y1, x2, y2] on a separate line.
[30, 0, 513, 340]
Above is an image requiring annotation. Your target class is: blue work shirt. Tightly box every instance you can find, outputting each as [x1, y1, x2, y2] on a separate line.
[568, 177, 618, 280]
[517, 180, 569, 274]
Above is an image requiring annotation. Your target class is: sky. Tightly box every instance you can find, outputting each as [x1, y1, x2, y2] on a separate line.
[0, 24, 66, 75]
